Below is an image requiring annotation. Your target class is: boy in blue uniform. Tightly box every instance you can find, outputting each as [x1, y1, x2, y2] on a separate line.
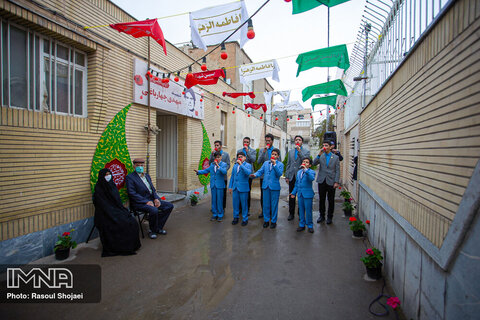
[194, 152, 228, 222]
[229, 151, 252, 226]
[250, 148, 283, 229]
[290, 157, 316, 233]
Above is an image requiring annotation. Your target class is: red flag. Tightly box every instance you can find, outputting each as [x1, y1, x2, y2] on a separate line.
[223, 92, 256, 99]
[110, 19, 167, 55]
[245, 103, 267, 113]
[184, 69, 225, 89]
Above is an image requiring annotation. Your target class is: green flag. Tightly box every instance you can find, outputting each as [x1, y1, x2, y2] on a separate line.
[293, 0, 351, 14]
[302, 79, 347, 102]
[90, 104, 134, 202]
[312, 95, 338, 109]
[296, 44, 349, 76]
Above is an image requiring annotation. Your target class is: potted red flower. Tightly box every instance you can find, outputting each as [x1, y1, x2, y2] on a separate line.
[361, 247, 383, 279]
[349, 216, 366, 237]
[54, 229, 77, 260]
[190, 191, 200, 206]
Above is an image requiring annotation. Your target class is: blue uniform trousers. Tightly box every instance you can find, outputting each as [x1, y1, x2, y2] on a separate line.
[232, 190, 249, 222]
[262, 188, 280, 223]
[298, 194, 313, 228]
[211, 187, 224, 219]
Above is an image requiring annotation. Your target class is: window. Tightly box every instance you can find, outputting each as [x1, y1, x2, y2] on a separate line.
[1, 20, 87, 117]
[220, 111, 226, 144]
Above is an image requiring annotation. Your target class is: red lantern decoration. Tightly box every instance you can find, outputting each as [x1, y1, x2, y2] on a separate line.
[216, 105, 220, 109]
[146, 71, 151, 76]
[149, 74, 153, 79]
[182, 91, 185, 95]
[200, 99, 203, 102]
[287, 118, 290, 122]
[285, 0, 292, 2]
[329, 110, 331, 113]
[232, 109, 235, 114]
[275, 117, 278, 121]
[247, 28, 255, 39]
[310, 115, 313, 118]
[221, 52, 228, 60]
[247, 114, 251, 117]
[154, 77, 159, 81]
[174, 76, 179, 82]
[165, 78, 170, 83]
[186, 73, 193, 80]
[201, 64, 207, 71]
[260, 116, 263, 120]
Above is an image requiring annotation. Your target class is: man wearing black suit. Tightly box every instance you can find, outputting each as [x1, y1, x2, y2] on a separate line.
[126, 158, 173, 239]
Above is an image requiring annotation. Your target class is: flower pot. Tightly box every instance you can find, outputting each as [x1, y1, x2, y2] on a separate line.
[55, 247, 70, 260]
[366, 265, 382, 280]
[353, 230, 364, 237]
[343, 209, 352, 217]
[190, 200, 197, 206]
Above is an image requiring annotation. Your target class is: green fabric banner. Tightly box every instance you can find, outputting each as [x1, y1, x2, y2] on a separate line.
[293, 0, 351, 14]
[296, 44, 350, 76]
[312, 95, 338, 109]
[302, 79, 347, 102]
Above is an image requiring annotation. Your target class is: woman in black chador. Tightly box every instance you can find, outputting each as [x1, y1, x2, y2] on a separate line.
[93, 168, 141, 257]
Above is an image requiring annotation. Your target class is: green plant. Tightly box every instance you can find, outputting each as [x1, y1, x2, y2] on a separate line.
[189, 192, 200, 202]
[342, 201, 355, 211]
[340, 189, 351, 199]
[361, 247, 383, 268]
[54, 229, 77, 252]
[348, 216, 366, 231]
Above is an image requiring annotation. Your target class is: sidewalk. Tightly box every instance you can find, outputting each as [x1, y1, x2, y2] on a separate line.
[1, 179, 398, 320]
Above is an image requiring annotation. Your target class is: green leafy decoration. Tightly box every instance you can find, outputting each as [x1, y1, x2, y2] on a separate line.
[197, 122, 212, 193]
[90, 104, 134, 202]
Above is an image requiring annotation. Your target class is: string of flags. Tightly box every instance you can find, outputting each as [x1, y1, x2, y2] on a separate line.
[87, 0, 353, 117]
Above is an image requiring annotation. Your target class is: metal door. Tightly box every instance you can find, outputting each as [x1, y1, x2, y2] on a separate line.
[156, 115, 177, 192]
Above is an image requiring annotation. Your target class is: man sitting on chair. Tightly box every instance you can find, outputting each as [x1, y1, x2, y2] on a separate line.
[126, 158, 174, 239]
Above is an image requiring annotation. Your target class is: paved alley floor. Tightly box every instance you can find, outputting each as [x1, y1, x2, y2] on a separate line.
[1, 180, 398, 320]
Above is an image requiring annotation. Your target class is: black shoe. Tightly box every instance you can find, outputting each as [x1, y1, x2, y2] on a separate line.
[210, 216, 217, 221]
[248, 213, 251, 216]
[259, 214, 264, 218]
[317, 216, 325, 223]
[308, 228, 314, 233]
[326, 217, 333, 224]
[263, 222, 270, 228]
[296, 226, 305, 232]
[232, 218, 239, 225]
[270, 222, 277, 229]
[288, 214, 295, 221]
[157, 229, 167, 235]
[241, 220, 248, 226]
[217, 218, 223, 222]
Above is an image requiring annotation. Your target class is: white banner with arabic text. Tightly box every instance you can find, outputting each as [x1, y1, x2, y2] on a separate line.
[190, 1, 249, 51]
[239, 59, 280, 84]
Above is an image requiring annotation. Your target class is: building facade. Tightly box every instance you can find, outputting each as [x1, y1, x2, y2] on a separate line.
[0, 0, 278, 263]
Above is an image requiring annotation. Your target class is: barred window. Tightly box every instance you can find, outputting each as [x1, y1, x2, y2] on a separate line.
[1, 20, 87, 117]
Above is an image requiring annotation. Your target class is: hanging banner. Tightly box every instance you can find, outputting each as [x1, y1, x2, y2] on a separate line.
[184, 69, 225, 89]
[292, 0, 351, 14]
[133, 58, 204, 120]
[312, 95, 338, 109]
[296, 44, 350, 76]
[190, 0, 250, 51]
[223, 91, 256, 99]
[110, 19, 167, 55]
[272, 101, 305, 112]
[198, 122, 212, 193]
[302, 79, 347, 102]
[264, 91, 274, 107]
[245, 103, 267, 113]
[239, 60, 280, 84]
[277, 90, 291, 104]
